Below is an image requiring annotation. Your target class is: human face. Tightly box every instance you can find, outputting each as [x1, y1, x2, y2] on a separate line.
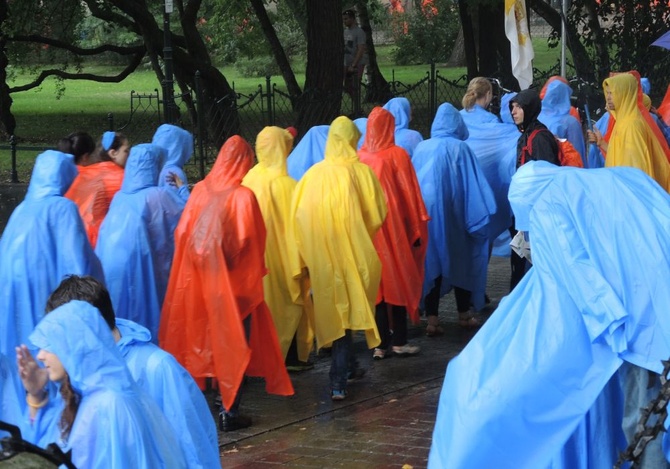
[110, 141, 130, 168]
[605, 88, 615, 111]
[343, 14, 354, 28]
[511, 102, 524, 125]
[36, 349, 66, 382]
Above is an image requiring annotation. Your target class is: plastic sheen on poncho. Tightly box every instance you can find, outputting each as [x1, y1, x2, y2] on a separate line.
[152, 124, 193, 201]
[412, 103, 496, 309]
[29, 301, 188, 469]
[288, 116, 387, 349]
[286, 124, 329, 180]
[159, 136, 293, 410]
[0, 150, 103, 361]
[382, 97, 424, 158]
[242, 126, 314, 361]
[429, 161, 670, 469]
[358, 107, 429, 322]
[96, 143, 185, 343]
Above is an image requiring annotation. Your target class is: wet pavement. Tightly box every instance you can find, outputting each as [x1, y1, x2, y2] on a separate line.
[215, 256, 511, 468]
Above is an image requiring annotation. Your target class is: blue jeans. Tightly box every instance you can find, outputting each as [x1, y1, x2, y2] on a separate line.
[329, 330, 357, 391]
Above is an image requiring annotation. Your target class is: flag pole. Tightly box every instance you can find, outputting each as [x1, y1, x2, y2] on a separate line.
[560, 0, 568, 77]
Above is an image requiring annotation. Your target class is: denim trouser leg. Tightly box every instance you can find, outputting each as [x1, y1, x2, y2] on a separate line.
[329, 329, 352, 391]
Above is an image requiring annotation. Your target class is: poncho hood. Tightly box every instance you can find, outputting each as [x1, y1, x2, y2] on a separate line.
[500, 92, 518, 124]
[121, 144, 162, 193]
[510, 89, 542, 130]
[255, 126, 293, 177]
[324, 116, 361, 164]
[383, 97, 412, 131]
[152, 124, 193, 168]
[361, 107, 396, 152]
[26, 150, 78, 200]
[604, 73, 639, 123]
[431, 103, 469, 140]
[29, 301, 133, 396]
[541, 79, 573, 116]
[207, 136, 254, 190]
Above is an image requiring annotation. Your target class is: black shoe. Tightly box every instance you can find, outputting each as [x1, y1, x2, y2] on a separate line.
[219, 413, 252, 432]
[286, 360, 315, 372]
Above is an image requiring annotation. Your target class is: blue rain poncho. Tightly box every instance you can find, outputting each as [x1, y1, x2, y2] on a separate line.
[587, 111, 610, 169]
[287, 125, 329, 180]
[152, 124, 193, 201]
[429, 162, 670, 469]
[353, 117, 367, 149]
[29, 301, 187, 468]
[96, 144, 185, 342]
[382, 97, 423, 158]
[412, 103, 496, 310]
[461, 95, 518, 246]
[1, 352, 23, 437]
[538, 79, 587, 165]
[115, 319, 220, 469]
[0, 150, 104, 360]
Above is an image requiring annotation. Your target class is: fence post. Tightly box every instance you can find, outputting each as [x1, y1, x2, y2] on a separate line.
[9, 134, 18, 183]
[430, 61, 436, 119]
[107, 113, 115, 131]
[195, 71, 206, 180]
[265, 75, 273, 125]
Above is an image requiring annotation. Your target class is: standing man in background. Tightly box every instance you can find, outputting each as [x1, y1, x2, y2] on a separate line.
[343, 8, 367, 117]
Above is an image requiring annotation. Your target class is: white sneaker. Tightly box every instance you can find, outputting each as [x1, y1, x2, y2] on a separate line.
[373, 348, 387, 360]
[392, 344, 420, 356]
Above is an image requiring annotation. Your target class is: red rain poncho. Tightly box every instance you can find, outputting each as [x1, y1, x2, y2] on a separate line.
[159, 136, 293, 410]
[358, 107, 429, 323]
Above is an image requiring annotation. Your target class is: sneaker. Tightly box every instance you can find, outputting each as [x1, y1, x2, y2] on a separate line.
[218, 413, 252, 432]
[373, 348, 387, 360]
[392, 344, 420, 356]
[346, 368, 366, 382]
[331, 389, 347, 401]
[286, 360, 315, 372]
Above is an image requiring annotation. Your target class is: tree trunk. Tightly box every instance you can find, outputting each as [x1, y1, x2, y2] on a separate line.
[296, 0, 343, 136]
[249, 0, 302, 100]
[583, 0, 608, 84]
[479, 1, 518, 90]
[446, 27, 466, 68]
[458, 0, 479, 79]
[0, 0, 16, 137]
[356, 0, 392, 104]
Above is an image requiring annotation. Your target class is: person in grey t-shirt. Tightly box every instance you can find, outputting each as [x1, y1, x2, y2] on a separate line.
[343, 9, 368, 115]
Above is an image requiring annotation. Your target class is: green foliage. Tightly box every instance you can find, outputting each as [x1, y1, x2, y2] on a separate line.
[390, 0, 460, 65]
[235, 56, 280, 78]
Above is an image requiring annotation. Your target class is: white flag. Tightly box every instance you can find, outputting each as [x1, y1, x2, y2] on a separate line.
[505, 0, 534, 90]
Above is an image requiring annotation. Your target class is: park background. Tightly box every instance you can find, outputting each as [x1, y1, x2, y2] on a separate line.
[1, 0, 670, 184]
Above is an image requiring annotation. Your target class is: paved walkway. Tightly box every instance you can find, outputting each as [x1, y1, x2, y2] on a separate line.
[215, 257, 511, 468]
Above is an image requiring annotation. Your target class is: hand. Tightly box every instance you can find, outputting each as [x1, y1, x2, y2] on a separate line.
[166, 172, 184, 189]
[16, 345, 48, 398]
[586, 128, 602, 146]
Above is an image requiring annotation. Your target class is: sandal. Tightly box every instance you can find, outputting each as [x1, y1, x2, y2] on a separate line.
[458, 313, 483, 328]
[425, 323, 444, 337]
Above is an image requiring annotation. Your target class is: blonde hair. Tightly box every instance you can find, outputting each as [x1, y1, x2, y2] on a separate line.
[462, 77, 493, 111]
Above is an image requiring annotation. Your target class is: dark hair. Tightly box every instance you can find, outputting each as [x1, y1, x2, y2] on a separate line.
[46, 275, 116, 330]
[343, 9, 356, 18]
[59, 374, 80, 441]
[57, 132, 96, 165]
[96, 132, 128, 163]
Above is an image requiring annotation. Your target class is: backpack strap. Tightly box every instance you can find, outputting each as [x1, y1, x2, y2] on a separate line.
[520, 129, 543, 165]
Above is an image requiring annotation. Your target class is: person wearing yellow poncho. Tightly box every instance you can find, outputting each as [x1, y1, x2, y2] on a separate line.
[242, 126, 314, 365]
[288, 116, 387, 401]
[604, 73, 670, 191]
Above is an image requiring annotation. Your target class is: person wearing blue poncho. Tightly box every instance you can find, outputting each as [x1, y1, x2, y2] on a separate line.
[96, 144, 185, 342]
[460, 83, 518, 258]
[412, 103, 496, 327]
[286, 124, 329, 180]
[353, 116, 367, 149]
[538, 78, 587, 166]
[0, 352, 23, 438]
[34, 275, 219, 469]
[152, 124, 193, 201]
[382, 97, 423, 158]
[28, 300, 187, 468]
[429, 161, 670, 469]
[0, 150, 104, 362]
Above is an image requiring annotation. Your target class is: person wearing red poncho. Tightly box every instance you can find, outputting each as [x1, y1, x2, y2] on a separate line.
[63, 131, 128, 248]
[159, 136, 294, 432]
[358, 107, 430, 360]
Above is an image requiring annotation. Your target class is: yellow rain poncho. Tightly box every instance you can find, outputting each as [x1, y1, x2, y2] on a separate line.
[289, 116, 387, 349]
[604, 73, 670, 191]
[242, 127, 314, 361]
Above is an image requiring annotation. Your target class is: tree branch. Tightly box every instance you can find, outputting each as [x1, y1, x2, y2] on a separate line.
[10, 35, 144, 56]
[9, 51, 145, 93]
